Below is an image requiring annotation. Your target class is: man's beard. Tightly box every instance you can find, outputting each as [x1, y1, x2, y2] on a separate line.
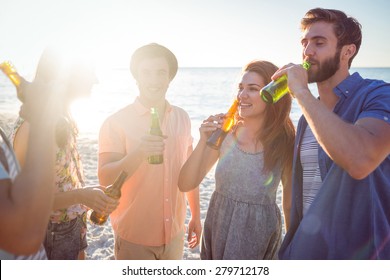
[308, 48, 341, 83]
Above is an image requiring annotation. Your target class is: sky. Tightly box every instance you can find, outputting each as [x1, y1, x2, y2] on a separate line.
[1, 0, 390, 73]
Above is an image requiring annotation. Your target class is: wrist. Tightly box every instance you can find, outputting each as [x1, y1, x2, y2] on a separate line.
[198, 137, 208, 146]
[123, 148, 144, 172]
[190, 204, 201, 220]
[133, 147, 144, 164]
[75, 188, 85, 205]
[292, 88, 311, 99]
[191, 213, 201, 220]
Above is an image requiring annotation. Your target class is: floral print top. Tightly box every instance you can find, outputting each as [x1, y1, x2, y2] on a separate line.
[12, 117, 88, 223]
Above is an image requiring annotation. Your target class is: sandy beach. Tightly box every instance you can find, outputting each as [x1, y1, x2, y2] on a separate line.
[0, 112, 285, 260]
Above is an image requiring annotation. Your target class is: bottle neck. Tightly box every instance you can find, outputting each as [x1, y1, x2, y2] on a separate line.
[139, 97, 166, 120]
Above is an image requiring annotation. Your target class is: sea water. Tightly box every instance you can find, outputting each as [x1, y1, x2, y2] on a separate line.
[1, 67, 389, 259]
[1, 66, 389, 188]
[1, 67, 390, 167]
[1, 67, 389, 139]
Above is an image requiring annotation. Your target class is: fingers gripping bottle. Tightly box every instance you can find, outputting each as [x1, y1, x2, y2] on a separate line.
[90, 171, 128, 225]
[260, 61, 311, 104]
[0, 61, 27, 101]
[206, 99, 239, 150]
[148, 107, 164, 164]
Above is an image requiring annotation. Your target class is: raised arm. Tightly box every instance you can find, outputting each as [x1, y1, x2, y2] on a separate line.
[98, 150, 143, 186]
[295, 95, 390, 179]
[274, 63, 390, 179]
[178, 115, 222, 192]
[0, 81, 61, 255]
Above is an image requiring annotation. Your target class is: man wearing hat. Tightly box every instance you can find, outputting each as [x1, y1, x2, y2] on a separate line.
[98, 43, 201, 260]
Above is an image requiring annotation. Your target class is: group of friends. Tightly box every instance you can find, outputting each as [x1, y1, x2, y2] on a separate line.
[1, 8, 389, 260]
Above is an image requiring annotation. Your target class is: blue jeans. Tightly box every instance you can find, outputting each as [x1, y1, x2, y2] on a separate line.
[44, 214, 87, 260]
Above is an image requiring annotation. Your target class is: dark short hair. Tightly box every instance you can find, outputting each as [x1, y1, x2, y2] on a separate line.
[130, 43, 178, 80]
[301, 8, 362, 67]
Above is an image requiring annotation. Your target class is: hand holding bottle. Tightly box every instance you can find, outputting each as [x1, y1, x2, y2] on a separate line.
[199, 114, 224, 142]
[80, 186, 119, 214]
[206, 99, 238, 149]
[261, 62, 310, 103]
[90, 171, 127, 225]
[139, 133, 166, 161]
[272, 62, 310, 98]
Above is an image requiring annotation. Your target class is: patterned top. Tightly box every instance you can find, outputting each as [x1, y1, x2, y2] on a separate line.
[12, 117, 87, 223]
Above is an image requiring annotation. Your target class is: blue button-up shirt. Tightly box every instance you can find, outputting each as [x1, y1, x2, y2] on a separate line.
[279, 72, 390, 259]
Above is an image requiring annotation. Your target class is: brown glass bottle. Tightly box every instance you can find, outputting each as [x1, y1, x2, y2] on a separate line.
[1, 61, 71, 148]
[148, 107, 163, 164]
[0, 61, 27, 101]
[206, 99, 239, 150]
[90, 171, 128, 225]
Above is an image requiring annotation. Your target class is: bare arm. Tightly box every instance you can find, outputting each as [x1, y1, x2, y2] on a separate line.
[14, 123, 119, 215]
[99, 130, 165, 186]
[53, 186, 119, 214]
[185, 185, 202, 249]
[178, 115, 222, 192]
[98, 150, 143, 186]
[12, 121, 29, 168]
[0, 81, 60, 255]
[181, 145, 201, 248]
[178, 141, 218, 192]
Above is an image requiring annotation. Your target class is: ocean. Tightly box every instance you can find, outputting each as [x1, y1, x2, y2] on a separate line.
[1, 66, 389, 259]
[1, 66, 390, 178]
[2, 67, 390, 137]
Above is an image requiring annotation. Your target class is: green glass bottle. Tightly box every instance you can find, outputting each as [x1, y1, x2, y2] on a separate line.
[260, 61, 311, 104]
[0, 61, 27, 102]
[148, 107, 163, 164]
[90, 171, 128, 225]
[206, 99, 238, 150]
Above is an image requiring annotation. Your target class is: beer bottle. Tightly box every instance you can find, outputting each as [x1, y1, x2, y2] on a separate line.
[0, 61, 27, 101]
[148, 107, 163, 164]
[260, 61, 311, 104]
[206, 99, 238, 150]
[90, 170, 128, 225]
[1, 61, 71, 148]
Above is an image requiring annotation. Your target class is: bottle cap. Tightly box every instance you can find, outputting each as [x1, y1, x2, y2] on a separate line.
[302, 61, 311, 70]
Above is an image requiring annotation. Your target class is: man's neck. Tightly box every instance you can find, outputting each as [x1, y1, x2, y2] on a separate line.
[138, 97, 167, 119]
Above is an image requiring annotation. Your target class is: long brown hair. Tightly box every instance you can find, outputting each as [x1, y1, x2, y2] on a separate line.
[241, 60, 295, 177]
